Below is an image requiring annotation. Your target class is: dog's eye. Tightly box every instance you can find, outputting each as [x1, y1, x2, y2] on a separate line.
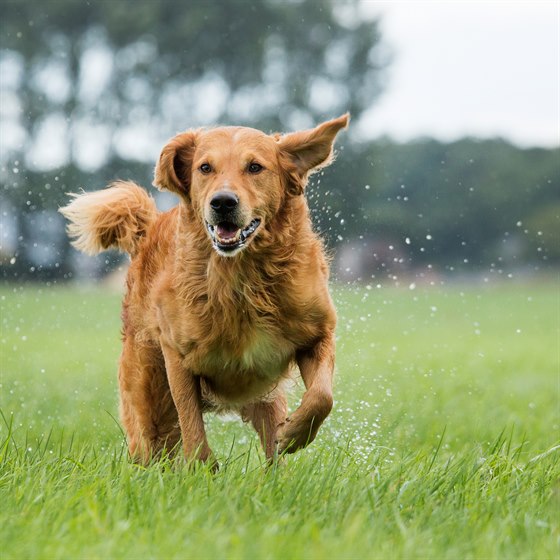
[248, 162, 264, 174]
[200, 163, 212, 174]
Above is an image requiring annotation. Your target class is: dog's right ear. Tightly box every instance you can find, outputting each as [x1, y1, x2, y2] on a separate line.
[153, 131, 197, 198]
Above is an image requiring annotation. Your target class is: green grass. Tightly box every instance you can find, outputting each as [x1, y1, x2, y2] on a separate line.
[1, 280, 559, 559]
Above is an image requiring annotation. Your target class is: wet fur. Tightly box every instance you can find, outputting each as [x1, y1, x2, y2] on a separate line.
[60, 115, 349, 466]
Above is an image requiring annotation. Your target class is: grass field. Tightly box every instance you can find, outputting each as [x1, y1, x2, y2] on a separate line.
[1, 279, 558, 559]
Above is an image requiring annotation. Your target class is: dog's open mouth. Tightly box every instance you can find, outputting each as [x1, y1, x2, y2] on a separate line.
[206, 218, 261, 254]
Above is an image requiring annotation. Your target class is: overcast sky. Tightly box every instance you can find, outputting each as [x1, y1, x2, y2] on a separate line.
[357, 0, 559, 147]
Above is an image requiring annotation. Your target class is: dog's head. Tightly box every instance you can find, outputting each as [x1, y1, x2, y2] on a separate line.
[154, 114, 349, 257]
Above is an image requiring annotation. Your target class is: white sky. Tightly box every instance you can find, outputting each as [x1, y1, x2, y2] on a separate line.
[357, 0, 559, 147]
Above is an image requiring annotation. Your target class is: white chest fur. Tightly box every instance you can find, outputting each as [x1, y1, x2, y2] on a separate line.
[241, 330, 293, 372]
[199, 328, 294, 379]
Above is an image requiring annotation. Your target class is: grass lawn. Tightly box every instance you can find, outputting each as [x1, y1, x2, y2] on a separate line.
[1, 279, 558, 559]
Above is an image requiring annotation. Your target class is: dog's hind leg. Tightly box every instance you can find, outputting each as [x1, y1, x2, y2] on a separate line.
[241, 393, 287, 461]
[118, 339, 180, 464]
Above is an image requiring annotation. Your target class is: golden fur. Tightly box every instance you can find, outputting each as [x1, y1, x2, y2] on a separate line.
[60, 114, 349, 466]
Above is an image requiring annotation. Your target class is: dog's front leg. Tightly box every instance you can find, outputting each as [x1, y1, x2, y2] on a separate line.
[160, 340, 215, 467]
[277, 333, 335, 454]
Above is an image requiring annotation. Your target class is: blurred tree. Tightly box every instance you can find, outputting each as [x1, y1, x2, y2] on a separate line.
[1, 0, 384, 174]
[1, 0, 385, 279]
[1, 0, 558, 281]
[524, 203, 560, 262]
[320, 138, 560, 272]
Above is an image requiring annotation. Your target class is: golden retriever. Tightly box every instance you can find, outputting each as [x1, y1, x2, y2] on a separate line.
[60, 114, 349, 466]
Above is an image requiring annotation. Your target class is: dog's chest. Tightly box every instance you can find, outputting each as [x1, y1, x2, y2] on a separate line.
[196, 325, 294, 378]
[240, 329, 292, 371]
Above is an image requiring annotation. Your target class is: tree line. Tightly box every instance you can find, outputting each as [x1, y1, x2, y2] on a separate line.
[1, 0, 557, 281]
[1, 136, 557, 282]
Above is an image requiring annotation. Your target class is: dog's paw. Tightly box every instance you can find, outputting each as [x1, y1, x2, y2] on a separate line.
[276, 415, 316, 455]
[185, 454, 219, 473]
[184, 445, 219, 473]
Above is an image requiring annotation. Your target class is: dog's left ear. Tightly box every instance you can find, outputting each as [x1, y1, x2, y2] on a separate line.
[277, 114, 350, 196]
[153, 130, 197, 198]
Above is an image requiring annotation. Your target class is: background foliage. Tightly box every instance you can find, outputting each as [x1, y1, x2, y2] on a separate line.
[1, 0, 558, 282]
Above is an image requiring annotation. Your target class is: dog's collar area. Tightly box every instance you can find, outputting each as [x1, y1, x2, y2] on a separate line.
[206, 218, 261, 255]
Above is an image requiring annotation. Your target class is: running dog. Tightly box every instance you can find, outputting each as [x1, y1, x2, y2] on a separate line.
[60, 114, 349, 466]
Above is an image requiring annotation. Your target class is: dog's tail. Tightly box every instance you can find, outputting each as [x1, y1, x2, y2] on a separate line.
[59, 180, 158, 256]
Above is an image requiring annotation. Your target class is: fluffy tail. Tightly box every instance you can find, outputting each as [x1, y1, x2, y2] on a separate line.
[59, 180, 158, 256]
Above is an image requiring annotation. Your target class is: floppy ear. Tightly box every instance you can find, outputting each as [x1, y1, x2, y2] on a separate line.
[153, 131, 197, 198]
[277, 114, 349, 196]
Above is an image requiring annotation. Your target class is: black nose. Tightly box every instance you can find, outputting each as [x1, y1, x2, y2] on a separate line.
[210, 191, 239, 214]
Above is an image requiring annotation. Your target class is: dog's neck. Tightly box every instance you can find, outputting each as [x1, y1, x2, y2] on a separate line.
[173, 198, 319, 311]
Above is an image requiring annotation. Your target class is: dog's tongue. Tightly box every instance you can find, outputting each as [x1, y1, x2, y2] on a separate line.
[216, 222, 239, 240]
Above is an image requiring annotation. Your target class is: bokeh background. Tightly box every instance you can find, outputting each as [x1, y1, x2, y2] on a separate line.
[1, 0, 558, 284]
